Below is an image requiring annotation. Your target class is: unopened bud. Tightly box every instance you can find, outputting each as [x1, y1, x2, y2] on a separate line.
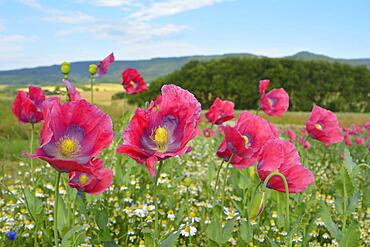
[248, 191, 265, 221]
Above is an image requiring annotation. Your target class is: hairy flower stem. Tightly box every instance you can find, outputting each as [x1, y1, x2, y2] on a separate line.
[220, 154, 234, 214]
[153, 161, 164, 245]
[213, 160, 225, 198]
[90, 76, 94, 104]
[54, 172, 61, 247]
[263, 171, 291, 246]
[30, 124, 34, 178]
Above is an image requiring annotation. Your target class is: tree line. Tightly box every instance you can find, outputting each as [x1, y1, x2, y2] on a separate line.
[115, 57, 370, 112]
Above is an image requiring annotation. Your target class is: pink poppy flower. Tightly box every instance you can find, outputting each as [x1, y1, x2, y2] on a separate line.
[116, 85, 201, 176]
[344, 135, 352, 147]
[269, 122, 280, 137]
[121, 68, 148, 94]
[12, 86, 45, 124]
[68, 158, 113, 194]
[205, 98, 234, 125]
[216, 112, 275, 169]
[355, 137, 365, 145]
[305, 105, 343, 145]
[30, 99, 114, 173]
[349, 124, 362, 135]
[63, 80, 81, 101]
[259, 80, 289, 117]
[364, 122, 370, 131]
[286, 128, 296, 142]
[97, 52, 115, 76]
[257, 139, 314, 193]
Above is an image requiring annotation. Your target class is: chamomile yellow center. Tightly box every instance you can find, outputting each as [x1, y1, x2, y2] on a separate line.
[79, 174, 88, 185]
[315, 123, 323, 130]
[59, 138, 77, 157]
[154, 127, 168, 151]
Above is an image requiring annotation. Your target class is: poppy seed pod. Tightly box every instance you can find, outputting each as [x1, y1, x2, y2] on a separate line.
[89, 64, 97, 76]
[61, 61, 70, 75]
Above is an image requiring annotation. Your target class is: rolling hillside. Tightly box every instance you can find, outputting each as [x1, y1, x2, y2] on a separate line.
[0, 51, 369, 85]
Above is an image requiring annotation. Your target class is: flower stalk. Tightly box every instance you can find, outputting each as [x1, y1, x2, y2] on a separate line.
[262, 171, 291, 245]
[54, 172, 61, 247]
[153, 160, 164, 245]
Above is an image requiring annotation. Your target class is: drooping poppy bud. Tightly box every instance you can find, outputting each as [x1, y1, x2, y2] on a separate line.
[248, 191, 265, 220]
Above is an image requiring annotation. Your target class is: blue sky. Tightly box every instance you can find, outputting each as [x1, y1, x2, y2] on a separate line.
[1, 0, 370, 70]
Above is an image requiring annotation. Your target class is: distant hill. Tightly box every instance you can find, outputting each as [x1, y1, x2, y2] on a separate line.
[0, 51, 369, 85]
[287, 51, 370, 67]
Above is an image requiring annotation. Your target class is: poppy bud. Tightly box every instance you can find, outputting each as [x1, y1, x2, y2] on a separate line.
[248, 191, 265, 220]
[89, 64, 97, 76]
[61, 61, 70, 76]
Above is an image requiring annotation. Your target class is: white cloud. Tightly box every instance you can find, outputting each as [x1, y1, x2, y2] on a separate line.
[57, 21, 187, 43]
[42, 12, 95, 24]
[129, 0, 226, 20]
[16, 0, 95, 24]
[89, 0, 136, 7]
[0, 34, 38, 69]
[119, 40, 211, 60]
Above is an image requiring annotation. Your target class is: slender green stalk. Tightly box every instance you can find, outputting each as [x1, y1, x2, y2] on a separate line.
[153, 161, 164, 245]
[54, 172, 61, 247]
[220, 154, 234, 212]
[221, 161, 231, 209]
[342, 176, 347, 231]
[358, 163, 370, 170]
[263, 171, 291, 246]
[304, 135, 310, 143]
[30, 123, 35, 176]
[213, 160, 225, 196]
[90, 76, 94, 103]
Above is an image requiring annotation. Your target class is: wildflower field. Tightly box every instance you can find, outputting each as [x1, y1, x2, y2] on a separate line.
[0, 57, 369, 247]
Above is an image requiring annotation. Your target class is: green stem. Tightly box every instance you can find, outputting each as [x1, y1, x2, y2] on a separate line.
[90, 76, 94, 104]
[262, 171, 291, 245]
[213, 160, 225, 198]
[221, 154, 234, 213]
[30, 124, 34, 177]
[304, 135, 310, 143]
[54, 172, 61, 247]
[358, 163, 370, 170]
[342, 176, 347, 231]
[153, 161, 164, 245]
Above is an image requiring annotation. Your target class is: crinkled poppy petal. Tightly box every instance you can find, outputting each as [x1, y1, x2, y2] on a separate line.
[63, 80, 81, 101]
[205, 97, 234, 125]
[28, 86, 45, 108]
[259, 80, 270, 95]
[305, 105, 343, 145]
[146, 156, 158, 177]
[121, 68, 148, 94]
[68, 159, 113, 194]
[97, 52, 115, 76]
